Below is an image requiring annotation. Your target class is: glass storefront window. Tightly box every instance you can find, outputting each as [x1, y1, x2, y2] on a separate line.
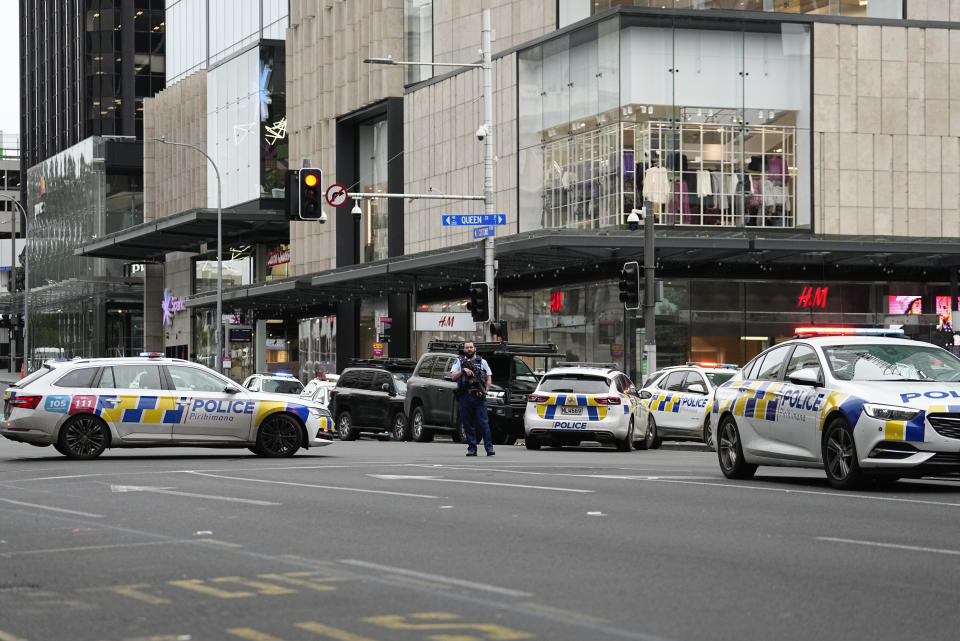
[404, 0, 433, 84]
[359, 120, 389, 263]
[299, 315, 337, 381]
[194, 252, 253, 294]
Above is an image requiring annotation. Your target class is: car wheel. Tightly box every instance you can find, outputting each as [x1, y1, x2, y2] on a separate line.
[822, 418, 864, 490]
[391, 412, 409, 441]
[643, 415, 662, 450]
[702, 417, 713, 447]
[500, 434, 518, 446]
[717, 415, 758, 480]
[248, 444, 265, 455]
[255, 414, 303, 457]
[615, 419, 635, 452]
[635, 415, 653, 450]
[452, 423, 465, 443]
[411, 406, 434, 443]
[337, 411, 357, 441]
[524, 436, 541, 450]
[57, 414, 109, 460]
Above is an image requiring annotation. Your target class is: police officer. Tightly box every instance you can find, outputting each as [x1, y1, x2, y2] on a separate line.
[451, 341, 494, 456]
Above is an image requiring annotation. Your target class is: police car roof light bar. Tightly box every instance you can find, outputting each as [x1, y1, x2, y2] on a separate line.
[685, 361, 739, 369]
[794, 326, 905, 337]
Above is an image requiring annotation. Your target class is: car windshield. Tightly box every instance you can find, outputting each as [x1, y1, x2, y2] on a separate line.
[262, 379, 304, 394]
[706, 372, 737, 386]
[538, 374, 609, 394]
[822, 343, 960, 381]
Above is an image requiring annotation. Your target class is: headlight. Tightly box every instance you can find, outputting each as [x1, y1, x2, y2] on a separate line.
[863, 403, 921, 421]
[486, 390, 504, 401]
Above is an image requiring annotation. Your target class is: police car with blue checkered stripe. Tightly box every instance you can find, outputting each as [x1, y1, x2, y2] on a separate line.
[2, 355, 334, 459]
[711, 327, 960, 489]
[524, 362, 651, 451]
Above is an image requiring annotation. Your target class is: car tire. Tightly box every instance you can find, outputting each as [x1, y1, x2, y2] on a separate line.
[822, 417, 864, 490]
[337, 411, 357, 441]
[642, 415, 661, 450]
[717, 415, 758, 480]
[391, 412, 410, 441]
[524, 436, 541, 450]
[411, 406, 434, 443]
[57, 414, 109, 460]
[255, 413, 303, 457]
[615, 419, 635, 452]
[248, 444, 265, 455]
[635, 415, 653, 450]
[702, 417, 713, 447]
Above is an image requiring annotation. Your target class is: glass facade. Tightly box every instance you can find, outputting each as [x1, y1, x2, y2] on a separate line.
[359, 120, 390, 262]
[24, 137, 144, 360]
[298, 315, 337, 382]
[519, 17, 810, 232]
[404, 0, 434, 84]
[559, 0, 902, 26]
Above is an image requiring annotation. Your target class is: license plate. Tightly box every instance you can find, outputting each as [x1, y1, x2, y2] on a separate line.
[560, 406, 583, 415]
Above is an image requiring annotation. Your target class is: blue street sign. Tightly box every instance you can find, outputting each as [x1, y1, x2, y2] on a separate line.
[473, 225, 496, 239]
[442, 214, 507, 226]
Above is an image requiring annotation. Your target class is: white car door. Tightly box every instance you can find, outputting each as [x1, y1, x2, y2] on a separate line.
[166, 365, 253, 441]
[95, 364, 172, 441]
[677, 371, 711, 434]
[771, 343, 825, 461]
[739, 345, 793, 451]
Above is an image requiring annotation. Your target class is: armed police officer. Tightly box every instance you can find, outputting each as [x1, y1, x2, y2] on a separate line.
[450, 341, 494, 456]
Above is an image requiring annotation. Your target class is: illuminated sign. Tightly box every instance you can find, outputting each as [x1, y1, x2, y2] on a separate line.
[161, 288, 186, 326]
[550, 290, 563, 313]
[797, 286, 828, 309]
[267, 246, 290, 267]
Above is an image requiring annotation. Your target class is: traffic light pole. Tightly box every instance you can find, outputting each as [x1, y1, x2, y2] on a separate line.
[643, 205, 657, 375]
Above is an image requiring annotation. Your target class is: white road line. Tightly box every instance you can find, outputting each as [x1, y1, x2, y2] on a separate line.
[818, 536, 960, 557]
[0, 540, 183, 558]
[112, 485, 281, 506]
[182, 471, 439, 499]
[340, 559, 533, 597]
[0, 497, 103, 518]
[367, 473, 593, 493]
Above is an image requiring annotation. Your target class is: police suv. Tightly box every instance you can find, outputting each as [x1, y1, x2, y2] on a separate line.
[710, 328, 960, 489]
[524, 362, 651, 451]
[642, 362, 740, 447]
[2, 355, 334, 459]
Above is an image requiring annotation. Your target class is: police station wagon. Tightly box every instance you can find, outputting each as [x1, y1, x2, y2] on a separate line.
[2, 355, 334, 459]
[711, 328, 960, 489]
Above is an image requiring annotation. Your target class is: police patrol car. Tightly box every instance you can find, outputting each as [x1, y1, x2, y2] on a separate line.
[642, 362, 740, 448]
[524, 362, 652, 451]
[241, 371, 305, 395]
[2, 355, 334, 459]
[710, 328, 960, 489]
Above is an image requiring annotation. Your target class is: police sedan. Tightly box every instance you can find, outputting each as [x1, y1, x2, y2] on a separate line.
[524, 363, 652, 451]
[2, 355, 334, 459]
[642, 362, 740, 447]
[711, 328, 960, 489]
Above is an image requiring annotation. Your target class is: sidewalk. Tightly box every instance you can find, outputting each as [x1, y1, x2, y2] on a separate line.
[0, 371, 20, 385]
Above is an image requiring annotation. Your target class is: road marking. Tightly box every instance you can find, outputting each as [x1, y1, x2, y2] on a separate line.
[227, 629, 288, 641]
[79, 584, 171, 605]
[295, 622, 380, 641]
[110, 484, 280, 506]
[340, 560, 533, 598]
[367, 474, 593, 494]
[1, 540, 182, 558]
[0, 630, 29, 641]
[0, 497, 103, 518]
[818, 536, 960, 557]
[182, 471, 438, 499]
[363, 613, 533, 640]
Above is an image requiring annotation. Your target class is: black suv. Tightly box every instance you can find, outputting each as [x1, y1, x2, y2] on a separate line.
[403, 341, 561, 445]
[329, 359, 417, 441]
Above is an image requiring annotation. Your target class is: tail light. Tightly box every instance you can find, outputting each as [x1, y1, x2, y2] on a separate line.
[527, 394, 549, 403]
[10, 395, 42, 410]
[594, 396, 621, 405]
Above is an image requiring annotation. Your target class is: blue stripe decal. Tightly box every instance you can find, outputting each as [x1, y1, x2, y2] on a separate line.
[163, 408, 184, 424]
[765, 399, 778, 422]
[544, 405, 557, 419]
[623, 405, 630, 414]
[286, 404, 309, 422]
[587, 406, 599, 420]
[948, 405, 960, 413]
[122, 409, 143, 423]
[905, 411, 925, 441]
[744, 398, 757, 417]
[96, 395, 117, 417]
[839, 396, 866, 429]
[671, 401, 680, 413]
[657, 396, 669, 412]
[137, 396, 158, 410]
[576, 394, 587, 406]
[556, 394, 567, 406]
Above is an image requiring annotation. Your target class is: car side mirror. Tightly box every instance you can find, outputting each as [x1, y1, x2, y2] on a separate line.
[640, 390, 652, 400]
[224, 386, 241, 394]
[381, 383, 393, 395]
[788, 368, 821, 387]
[688, 383, 706, 395]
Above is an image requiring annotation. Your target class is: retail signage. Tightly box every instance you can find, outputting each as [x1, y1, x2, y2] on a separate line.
[267, 246, 290, 267]
[372, 342, 384, 357]
[797, 286, 828, 309]
[161, 288, 186, 326]
[442, 214, 506, 226]
[473, 225, 496, 239]
[550, 290, 563, 313]
[414, 312, 476, 332]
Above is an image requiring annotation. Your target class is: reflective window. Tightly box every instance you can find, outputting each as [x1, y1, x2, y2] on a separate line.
[169, 365, 228, 392]
[100, 365, 163, 390]
[756, 346, 791, 381]
[404, 0, 433, 84]
[784, 344, 821, 378]
[54, 368, 99, 388]
[359, 119, 390, 262]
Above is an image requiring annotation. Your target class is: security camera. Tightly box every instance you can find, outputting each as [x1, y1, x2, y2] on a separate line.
[626, 208, 645, 230]
[351, 201, 363, 220]
[318, 210, 328, 224]
[476, 125, 487, 141]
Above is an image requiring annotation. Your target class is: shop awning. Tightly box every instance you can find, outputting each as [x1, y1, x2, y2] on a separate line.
[181, 228, 960, 314]
[74, 209, 290, 262]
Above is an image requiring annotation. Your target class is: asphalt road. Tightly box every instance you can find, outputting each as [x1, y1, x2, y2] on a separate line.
[2, 436, 959, 641]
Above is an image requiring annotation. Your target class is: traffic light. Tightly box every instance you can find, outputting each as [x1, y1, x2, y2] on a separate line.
[618, 261, 640, 310]
[490, 320, 508, 342]
[467, 282, 489, 323]
[298, 168, 323, 220]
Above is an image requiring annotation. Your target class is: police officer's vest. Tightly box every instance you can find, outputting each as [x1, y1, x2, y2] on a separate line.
[457, 356, 486, 396]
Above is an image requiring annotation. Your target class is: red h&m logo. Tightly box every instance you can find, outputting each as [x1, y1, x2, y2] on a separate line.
[438, 315, 455, 328]
[550, 291, 563, 313]
[798, 286, 829, 309]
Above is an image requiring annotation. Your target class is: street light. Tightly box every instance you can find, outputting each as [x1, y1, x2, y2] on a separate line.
[0, 194, 25, 373]
[365, 8, 497, 337]
[152, 137, 224, 374]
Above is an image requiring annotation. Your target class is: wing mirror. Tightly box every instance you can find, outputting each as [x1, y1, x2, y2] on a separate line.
[688, 383, 707, 395]
[224, 385, 241, 394]
[640, 390, 652, 400]
[381, 382, 395, 395]
[788, 368, 822, 387]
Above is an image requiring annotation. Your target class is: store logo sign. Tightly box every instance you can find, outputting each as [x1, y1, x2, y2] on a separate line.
[267, 246, 290, 267]
[797, 286, 828, 309]
[162, 288, 186, 325]
[550, 290, 563, 313]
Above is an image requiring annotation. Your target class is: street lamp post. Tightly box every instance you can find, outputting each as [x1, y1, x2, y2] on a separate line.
[153, 137, 224, 374]
[364, 7, 496, 335]
[0, 194, 26, 373]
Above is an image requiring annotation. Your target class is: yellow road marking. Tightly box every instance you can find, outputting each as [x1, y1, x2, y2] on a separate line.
[295, 622, 380, 641]
[227, 629, 290, 641]
[80, 584, 170, 605]
[0, 631, 29, 641]
[257, 572, 341, 592]
[168, 579, 254, 599]
[211, 577, 297, 595]
[363, 614, 532, 640]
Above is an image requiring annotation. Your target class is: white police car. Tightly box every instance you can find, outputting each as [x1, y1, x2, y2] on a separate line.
[642, 362, 740, 448]
[2, 355, 334, 459]
[711, 328, 960, 489]
[241, 371, 305, 395]
[524, 362, 652, 451]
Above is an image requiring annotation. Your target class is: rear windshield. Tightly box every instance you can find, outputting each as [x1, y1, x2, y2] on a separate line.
[538, 374, 609, 394]
[706, 372, 736, 386]
[262, 379, 304, 394]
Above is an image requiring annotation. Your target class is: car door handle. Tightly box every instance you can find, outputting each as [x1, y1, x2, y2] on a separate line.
[100, 398, 119, 407]
[175, 399, 190, 407]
